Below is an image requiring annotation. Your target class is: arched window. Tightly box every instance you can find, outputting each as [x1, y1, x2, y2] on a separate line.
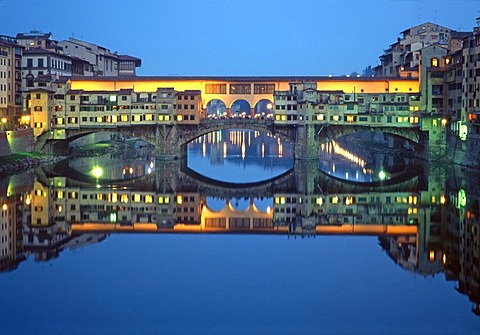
[26, 74, 34, 87]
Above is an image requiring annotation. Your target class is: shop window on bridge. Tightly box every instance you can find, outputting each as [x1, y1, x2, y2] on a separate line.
[205, 84, 227, 94]
[34, 106, 42, 111]
[120, 115, 129, 122]
[254, 84, 275, 94]
[316, 114, 325, 121]
[345, 115, 356, 122]
[230, 84, 251, 94]
[145, 114, 153, 121]
[56, 117, 64, 125]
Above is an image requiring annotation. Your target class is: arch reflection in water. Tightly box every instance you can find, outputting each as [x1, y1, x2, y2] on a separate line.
[320, 139, 418, 183]
[4, 158, 480, 320]
[65, 147, 156, 182]
[187, 129, 293, 183]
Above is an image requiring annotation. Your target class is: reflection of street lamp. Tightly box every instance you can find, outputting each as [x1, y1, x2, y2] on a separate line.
[0, 117, 6, 131]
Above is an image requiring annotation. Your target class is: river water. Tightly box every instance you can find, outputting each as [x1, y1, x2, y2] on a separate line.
[0, 129, 479, 334]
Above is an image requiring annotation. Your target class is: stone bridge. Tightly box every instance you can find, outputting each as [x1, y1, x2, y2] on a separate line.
[45, 158, 426, 197]
[45, 118, 426, 160]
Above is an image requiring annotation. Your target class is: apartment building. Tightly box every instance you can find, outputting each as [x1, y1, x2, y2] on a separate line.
[273, 81, 420, 128]
[0, 35, 23, 128]
[376, 22, 469, 77]
[58, 38, 141, 76]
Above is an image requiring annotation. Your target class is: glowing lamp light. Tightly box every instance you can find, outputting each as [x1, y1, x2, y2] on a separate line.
[91, 166, 103, 178]
[2, 204, 7, 211]
[266, 103, 273, 110]
[378, 170, 387, 180]
[1, 117, 6, 124]
[266, 206, 271, 215]
[458, 189, 467, 208]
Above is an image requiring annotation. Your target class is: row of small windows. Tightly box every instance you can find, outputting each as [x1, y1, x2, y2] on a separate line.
[47, 114, 176, 126]
[56, 190, 172, 204]
[205, 84, 275, 95]
[274, 113, 419, 124]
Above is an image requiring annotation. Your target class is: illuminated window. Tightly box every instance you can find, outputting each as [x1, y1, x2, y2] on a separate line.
[109, 193, 118, 203]
[96, 116, 103, 123]
[133, 115, 141, 122]
[68, 117, 77, 124]
[331, 196, 339, 204]
[281, 115, 286, 121]
[35, 190, 43, 196]
[432, 119, 438, 127]
[145, 114, 153, 121]
[333, 115, 339, 121]
[120, 194, 129, 204]
[429, 250, 435, 262]
[120, 115, 129, 122]
[177, 115, 183, 121]
[316, 114, 325, 121]
[145, 195, 153, 203]
[133, 194, 141, 202]
[34, 122, 43, 128]
[275, 115, 281, 121]
[315, 197, 323, 205]
[97, 194, 103, 200]
[165, 115, 170, 121]
[111, 115, 117, 123]
[431, 58, 438, 67]
[34, 106, 42, 111]
[57, 191, 64, 199]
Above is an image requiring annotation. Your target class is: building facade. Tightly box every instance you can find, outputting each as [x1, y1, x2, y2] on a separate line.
[0, 35, 23, 128]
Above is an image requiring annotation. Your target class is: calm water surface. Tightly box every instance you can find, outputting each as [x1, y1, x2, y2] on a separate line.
[0, 130, 479, 334]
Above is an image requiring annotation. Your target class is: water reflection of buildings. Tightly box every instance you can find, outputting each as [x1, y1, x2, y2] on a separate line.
[1, 159, 480, 317]
[189, 130, 292, 167]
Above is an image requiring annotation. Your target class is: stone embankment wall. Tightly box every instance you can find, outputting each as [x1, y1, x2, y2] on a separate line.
[0, 132, 12, 156]
[0, 129, 34, 157]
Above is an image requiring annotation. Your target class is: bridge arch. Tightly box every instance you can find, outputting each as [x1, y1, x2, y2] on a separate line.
[254, 99, 274, 119]
[316, 124, 425, 146]
[205, 99, 227, 119]
[230, 99, 251, 117]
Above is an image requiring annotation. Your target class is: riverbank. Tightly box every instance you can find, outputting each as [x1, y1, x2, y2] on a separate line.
[0, 152, 66, 176]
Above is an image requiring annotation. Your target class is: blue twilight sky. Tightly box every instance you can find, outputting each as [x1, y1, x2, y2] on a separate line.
[0, 0, 478, 76]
